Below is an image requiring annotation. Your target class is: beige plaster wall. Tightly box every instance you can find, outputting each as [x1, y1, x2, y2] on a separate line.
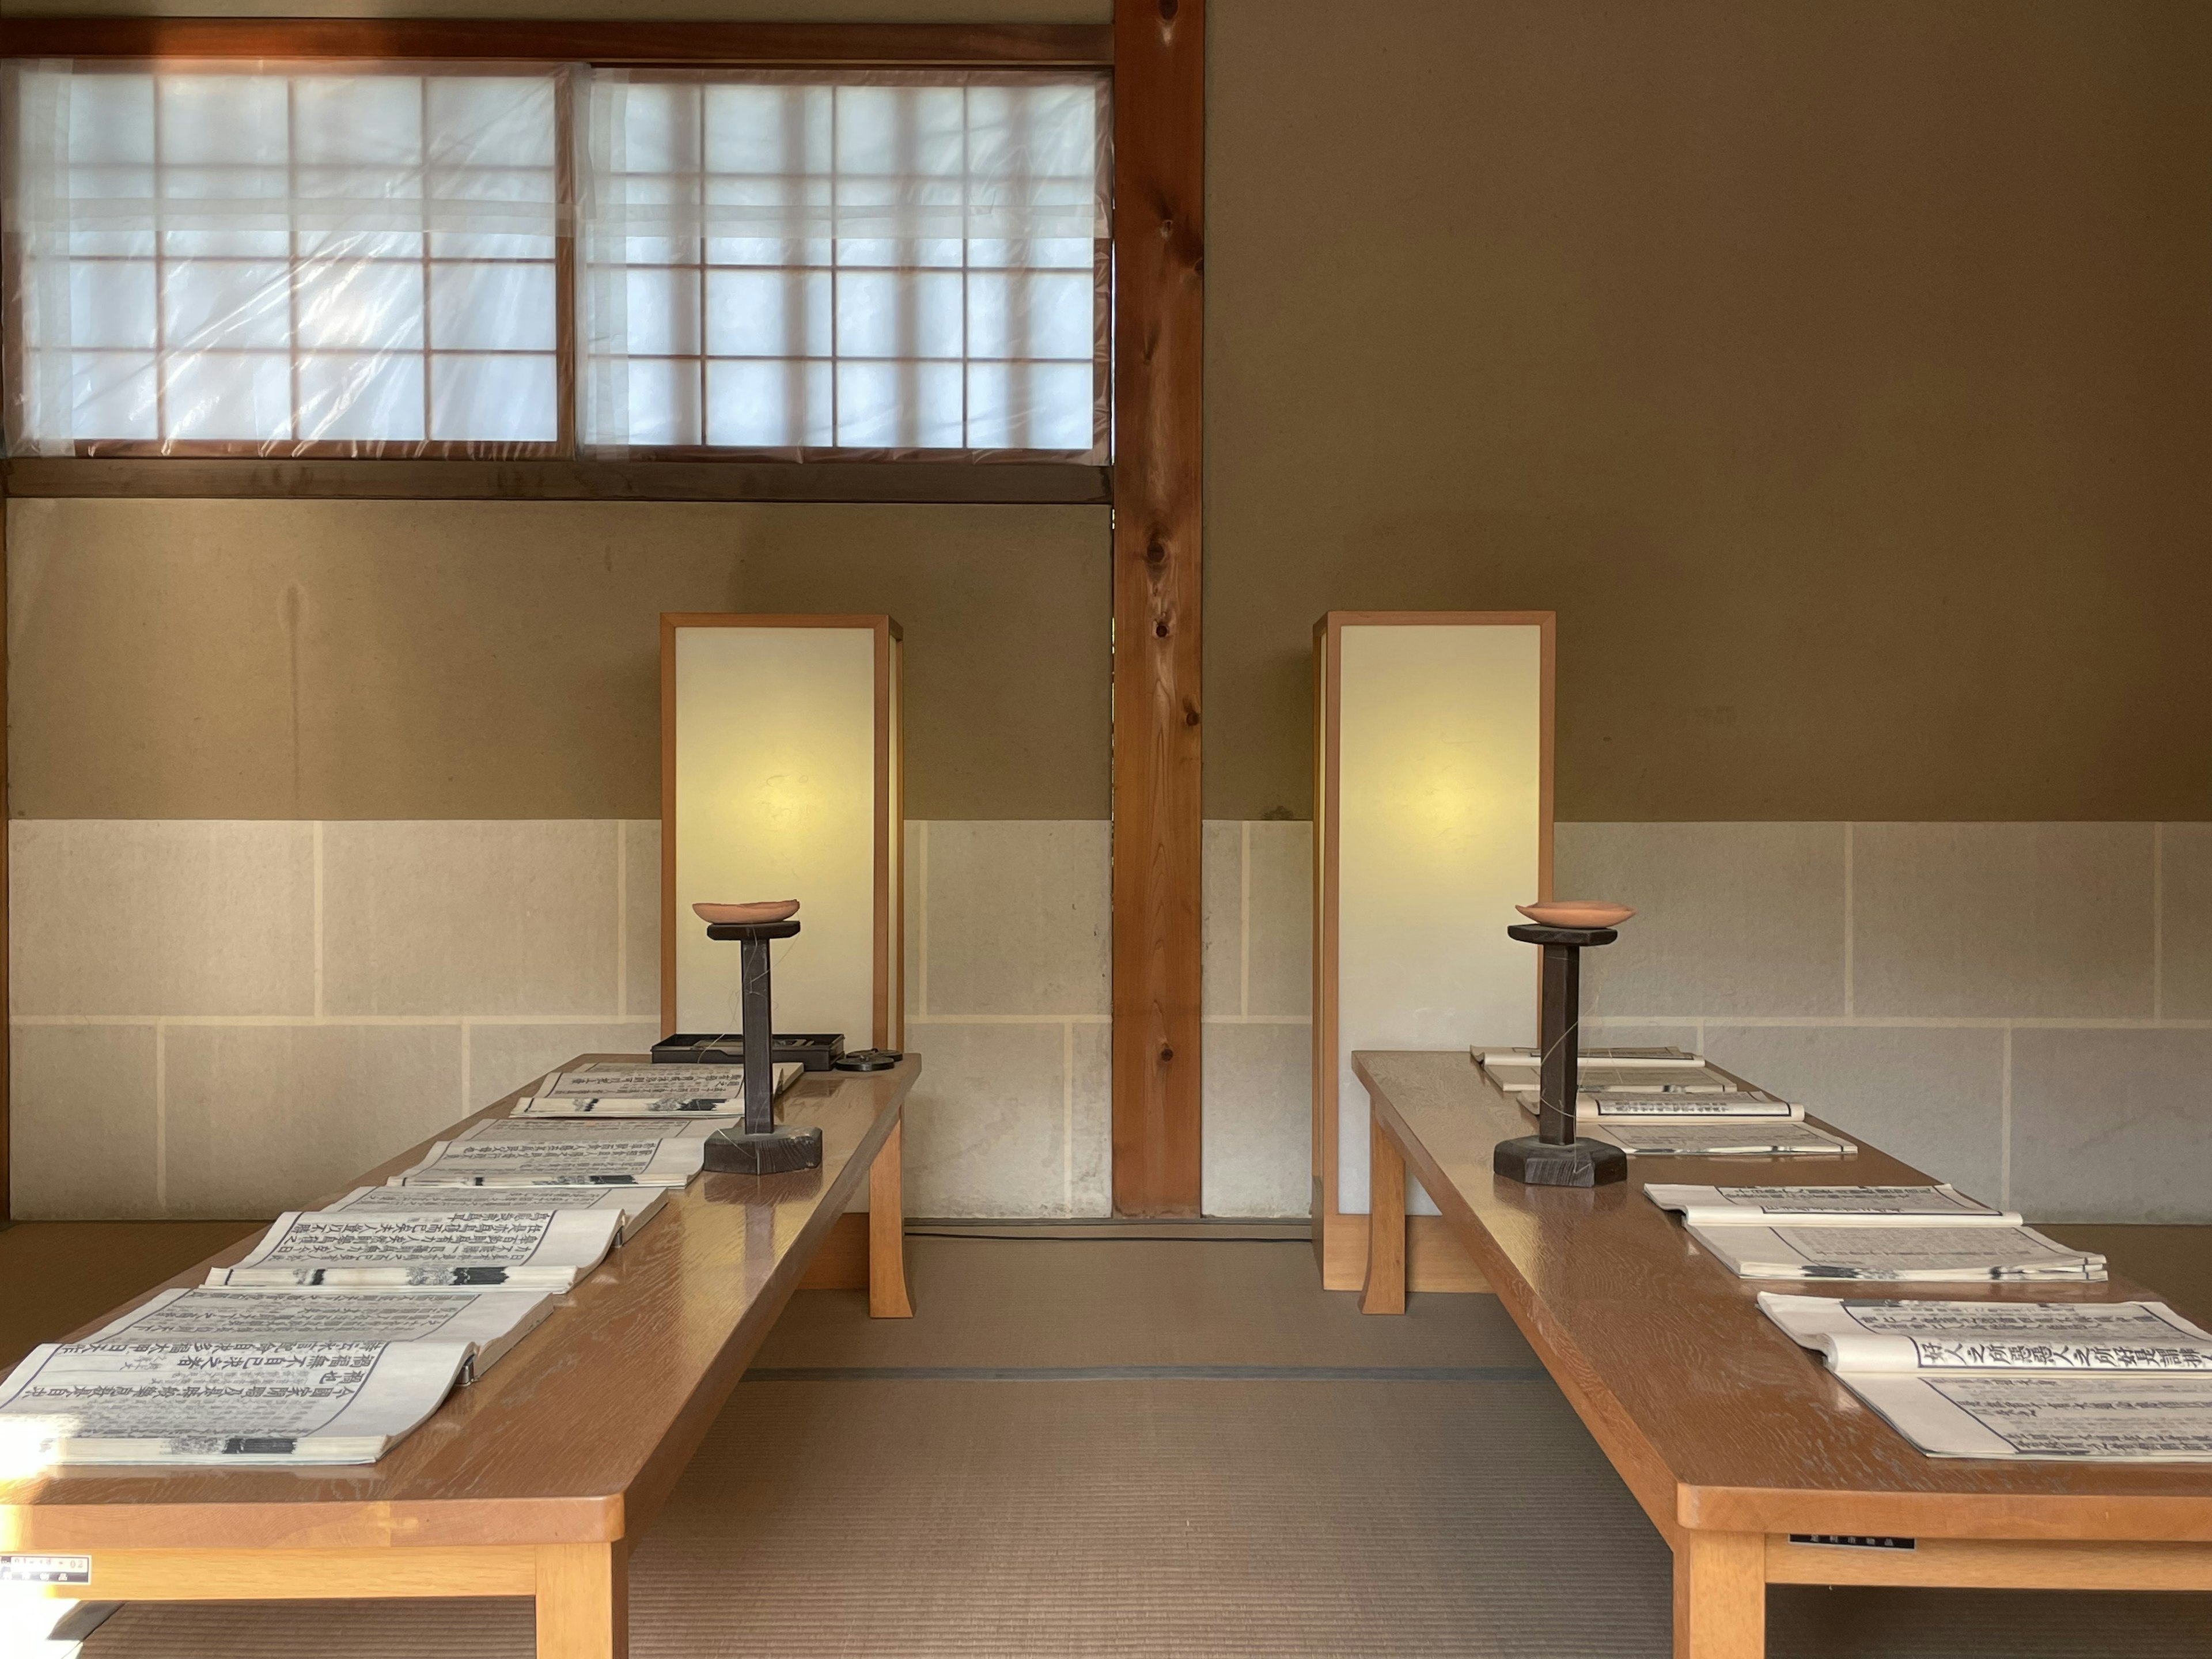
[1205, 0, 2212, 822]
[6, 499, 1111, 821]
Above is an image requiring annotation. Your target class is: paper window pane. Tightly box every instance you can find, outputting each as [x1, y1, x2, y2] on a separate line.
[293, 77, 425, 168]
[707, 268, 832, 358]
[67, 354, 160, 440]
[836, 270, 963, 361]
[165, 351, 293, 441]
[69, 262, 158, 350]
[967, 271, 1093, 362]
[430, 262, 556, 351]
[581, 69, 1107, 456]
[431, 353, 556, 441]
[65, 75, 154, 166]
[299, 353, 426, 441]
[835, 359, 962, 449]
[968, 361, 1094, 451]
[619, 266, 702, 357]
[296, 259, 425, 352]
[707, 358, 833, 448]
[703, 84, 831, 175]
[163, 260, 293, 351]
[599, 357, 704, 447]
[431, 77, 555, 168]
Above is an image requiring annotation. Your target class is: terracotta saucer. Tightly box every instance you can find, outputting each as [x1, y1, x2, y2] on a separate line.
[694, 900, 801, 925]
[1516, 900, 1635, 929]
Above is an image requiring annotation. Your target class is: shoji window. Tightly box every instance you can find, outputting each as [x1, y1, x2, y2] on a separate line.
[5, 62, 562, 456]
[3, 61, 1109, 461]
[577, 71, 1108, 457]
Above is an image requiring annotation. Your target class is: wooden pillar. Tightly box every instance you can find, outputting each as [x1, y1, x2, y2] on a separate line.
[1109, 0, 1205, 1216]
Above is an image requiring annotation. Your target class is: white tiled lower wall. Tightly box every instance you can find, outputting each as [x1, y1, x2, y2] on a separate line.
[5, 817, 1123, 1222]
[1563, 823, 2212, 1224]
[13, 819, 2210, 1224]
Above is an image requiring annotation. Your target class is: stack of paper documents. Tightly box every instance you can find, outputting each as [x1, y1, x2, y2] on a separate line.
[1688, 1223, 2105, 1282]
[319, 1183, 666, 1243]
[1586, 1122, 1857, 1157]
[1762, 1293, 2212, 1459]
[208, 1209, 622, 1290]
[391, 1118, 712, 1188]
[0, 1339, 470, 1465]
[1646, 1184, 2017, 1226]
[514, 1061, 801, 1117]
[1646, 1184, 2101, 1281]
[82, 1286, 552, 1383]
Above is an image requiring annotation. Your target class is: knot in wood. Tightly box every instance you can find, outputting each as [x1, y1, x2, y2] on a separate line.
[1145, 537, 1167, 565]
[1158, 1043, 1175, 1063]
[1154, 619, 1171, 638]
[1159, 0, 1178, 18]
[1183, 699, 1200, 728]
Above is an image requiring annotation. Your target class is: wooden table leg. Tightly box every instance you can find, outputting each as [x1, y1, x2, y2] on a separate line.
[869, 1111, 914, 1318]
[1673, 1532, 1764, 1659]
[536, 1541, 627, 1659]
[1361, 1115, 1407, 1314]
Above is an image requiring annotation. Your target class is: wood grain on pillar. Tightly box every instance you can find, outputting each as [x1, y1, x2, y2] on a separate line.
[1109, 0, 1205, 1216]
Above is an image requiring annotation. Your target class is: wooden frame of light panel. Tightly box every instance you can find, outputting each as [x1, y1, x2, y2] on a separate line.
[659, 613, 903, 1050]
[1311, 610, 1555, 1293]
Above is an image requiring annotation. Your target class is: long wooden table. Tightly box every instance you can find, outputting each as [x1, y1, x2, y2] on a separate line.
[0, 1052, 920, 1659]
[1354, 1048, 2212, 1659]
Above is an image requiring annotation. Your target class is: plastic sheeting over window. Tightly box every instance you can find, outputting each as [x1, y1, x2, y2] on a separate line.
[5, 62, 564, 456]
[577, 71, 1109, 458]
[3, 60, 1109, 461]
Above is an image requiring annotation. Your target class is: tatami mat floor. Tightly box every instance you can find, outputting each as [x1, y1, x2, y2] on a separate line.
[29, 1234, 2212, 1657]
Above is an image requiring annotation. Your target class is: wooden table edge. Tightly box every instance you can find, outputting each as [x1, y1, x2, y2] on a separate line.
[1, 1058, 918, 1560]
[1351, 1048, 2212, 1657]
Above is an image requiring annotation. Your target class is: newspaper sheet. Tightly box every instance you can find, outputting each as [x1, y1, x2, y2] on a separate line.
[453, 1116, 718, 1143]
[1847, 1373, 2212, 1460]
[1646, 1184, 2014, 1227]
[1473, 1046, 1697, 1066]
[537, 1063, 753, 1096]
[1686, 1222, 2105, 1282]
[209, 1209, 620, 1288]
[1483, 1060, 1739, 1094]
[391, 1134, 706, 1187]
[1555, 1093, 1801, 1121]
[319, 1183, 665, 1243]
[1585, 1122, 1857, 1156]
[1759, 1293, 2212, 1373]
[83, 1287, 553, 1381]
[0, 1340, 468, 1465]
[514, 1062, 801, 1117]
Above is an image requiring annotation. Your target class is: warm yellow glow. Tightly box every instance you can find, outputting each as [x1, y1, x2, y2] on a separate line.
[673, 627, 878, 1044]
[1334, 622, 1544, 1215]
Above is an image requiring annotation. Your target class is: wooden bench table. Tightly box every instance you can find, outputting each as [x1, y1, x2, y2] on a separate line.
[0, 1051, 920, 1659]
[1354, 1047, 2212, 1659]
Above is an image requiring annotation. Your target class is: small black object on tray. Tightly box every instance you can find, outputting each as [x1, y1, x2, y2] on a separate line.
[835, 1049, 902, 1072]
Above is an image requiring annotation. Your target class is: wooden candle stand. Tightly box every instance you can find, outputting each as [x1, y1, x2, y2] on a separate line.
[1491, 922, 1628, 1188]
[700, 916, 824, 1175]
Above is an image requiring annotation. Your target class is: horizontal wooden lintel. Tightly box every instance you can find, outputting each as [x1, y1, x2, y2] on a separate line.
[0, 20, 1115, 68]
[2, 458, 1112, 506]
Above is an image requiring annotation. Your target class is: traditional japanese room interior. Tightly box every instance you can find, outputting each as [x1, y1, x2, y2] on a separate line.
[0, 2, 2207, 1657]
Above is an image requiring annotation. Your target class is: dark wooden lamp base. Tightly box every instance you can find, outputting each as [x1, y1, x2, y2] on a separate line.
[1493, 1133, 1627, 1188]
[703, 1123, 824, 1175]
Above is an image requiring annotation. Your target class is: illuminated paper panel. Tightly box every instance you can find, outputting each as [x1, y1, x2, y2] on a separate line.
[1319, 614, 1550, 1234]
[666, 618, 900, 1048]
